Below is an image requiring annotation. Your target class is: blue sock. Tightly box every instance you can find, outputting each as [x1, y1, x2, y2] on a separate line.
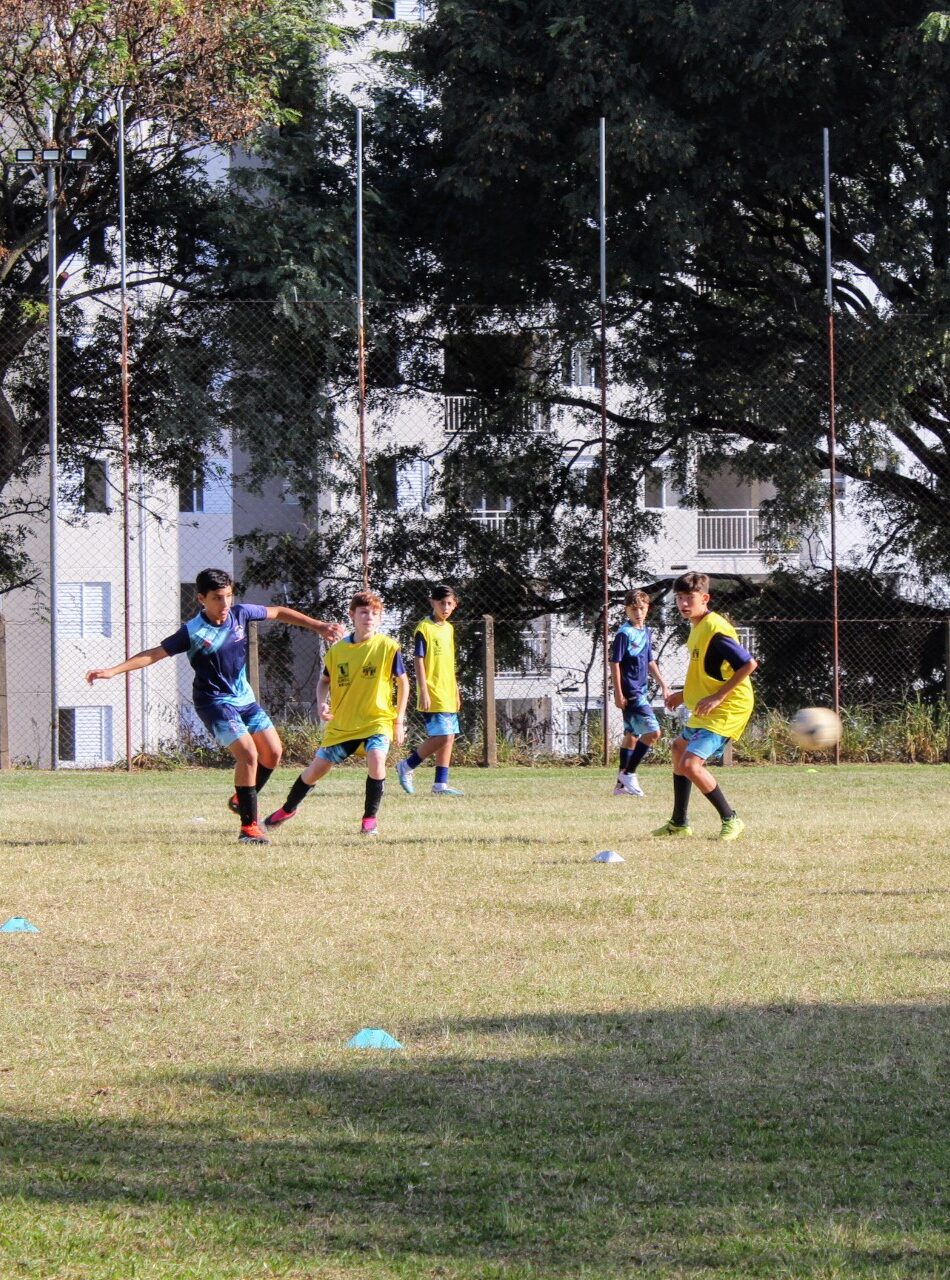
[406, 750, 423, 770]
[618, 748, 632, 772]
[435, 765, 449, 785]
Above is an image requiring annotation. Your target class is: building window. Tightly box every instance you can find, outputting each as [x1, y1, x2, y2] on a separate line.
[372, 0, 396, 17]
[83, 459, 111, 513]
[178, 466, 204, 514]
[563, 347, 600, 388]
[58, 706, 113, 764]
[58, 582, 112, 638]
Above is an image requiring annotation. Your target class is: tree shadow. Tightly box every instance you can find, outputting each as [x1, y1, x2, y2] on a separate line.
[1, 1003, 947, 1276]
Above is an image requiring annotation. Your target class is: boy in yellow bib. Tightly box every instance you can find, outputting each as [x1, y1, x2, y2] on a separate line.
[265, 590, 409, 837]
[655, 572, 758, 841]
[397, 584, 464, 796]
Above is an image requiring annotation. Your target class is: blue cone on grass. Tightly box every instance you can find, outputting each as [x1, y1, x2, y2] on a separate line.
[1, 917, 39, 933]
[346, 1027, 402, 1050]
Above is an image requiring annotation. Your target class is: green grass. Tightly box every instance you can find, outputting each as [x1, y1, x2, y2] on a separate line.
[0, 764, 948, 1279]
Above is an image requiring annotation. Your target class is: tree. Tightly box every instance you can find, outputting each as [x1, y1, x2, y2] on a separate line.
[360, 0, 950, 593]
[0, 0, 333, 592]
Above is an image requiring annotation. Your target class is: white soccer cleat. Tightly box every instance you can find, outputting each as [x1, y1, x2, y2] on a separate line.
[431, 783, 464, 795]
[396, 760, 415, 795]
[620, 773, 645, 797]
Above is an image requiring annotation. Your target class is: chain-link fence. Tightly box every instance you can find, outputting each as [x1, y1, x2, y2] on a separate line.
[1, 299, 948, 767]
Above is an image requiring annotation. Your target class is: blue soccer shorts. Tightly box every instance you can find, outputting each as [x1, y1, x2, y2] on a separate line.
[316, 733, 391, 764]
[622, 698, 660, 738]
[679, 725, 731, 761]
[196, 700, 274, 748]
[423, 712, 460, 737]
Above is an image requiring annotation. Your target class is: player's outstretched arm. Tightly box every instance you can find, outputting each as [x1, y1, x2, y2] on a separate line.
[264, 606, 344, 644]
[86, 645, 169, 685]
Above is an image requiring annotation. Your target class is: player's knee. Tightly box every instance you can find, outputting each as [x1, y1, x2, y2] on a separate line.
[643, 730, 661, 745]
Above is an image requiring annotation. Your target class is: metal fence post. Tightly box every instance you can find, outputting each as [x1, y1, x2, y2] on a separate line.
[482, 614, 497, 767]
[248, 620, 260, 704]
[945, 617, 950, 765]
[0, 615, 9, 770]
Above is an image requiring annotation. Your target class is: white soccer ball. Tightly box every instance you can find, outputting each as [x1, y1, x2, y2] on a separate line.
[788, 706, 842, 751]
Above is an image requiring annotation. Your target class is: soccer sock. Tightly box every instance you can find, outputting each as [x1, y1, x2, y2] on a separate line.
[618, 747, 632, 773]
[236, 785, 258, 827]
[672, 774, 692, 826]
[283, 774, 314, 814]
[405, 750, 423, 770]
[703, 785, 736, 821]
[435, 765, 449, 785]
[624, 741, 651, 774]
[254, 763, 274, 795]
[364, 777, 384, 819]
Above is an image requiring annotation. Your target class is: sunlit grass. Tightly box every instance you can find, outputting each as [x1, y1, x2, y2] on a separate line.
[0, 764, 947, 1278]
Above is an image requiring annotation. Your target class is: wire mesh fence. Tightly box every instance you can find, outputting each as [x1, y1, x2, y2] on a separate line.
[0, 298, 947, 767]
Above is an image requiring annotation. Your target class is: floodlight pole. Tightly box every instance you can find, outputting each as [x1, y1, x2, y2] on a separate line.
[118, 93, 134, 770]
[823, 128, 842, 765]
[598, 117, 610, 767]
[355, 107, 370, 589]
[46, 128, 60, 770]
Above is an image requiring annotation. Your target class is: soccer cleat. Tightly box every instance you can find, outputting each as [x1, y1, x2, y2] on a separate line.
[621, 773, 645, 797]
[431, 783, 464, 795]
[612, 781, 627, 796]
[239, 822, 270, 845]
[263, 807, 296, 832]
[717, 815, 745, 842]
[652, 820, 693, 837]
[396, 760, 415, 795]
[227, 793, 240, 814]
[360, 817, 378, 836]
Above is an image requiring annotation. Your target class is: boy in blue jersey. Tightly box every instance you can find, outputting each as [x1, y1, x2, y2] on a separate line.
[86, 568, 343, 844]
[610, 589, 670, 797]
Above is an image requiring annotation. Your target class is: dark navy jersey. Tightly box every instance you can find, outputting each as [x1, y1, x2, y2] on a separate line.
[610, 622, 653, 701]
[160, 602, 269, 708]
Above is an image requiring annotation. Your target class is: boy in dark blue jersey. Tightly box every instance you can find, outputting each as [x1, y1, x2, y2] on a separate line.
[86, 568, 343, 844]
[610, 589, 670, 797]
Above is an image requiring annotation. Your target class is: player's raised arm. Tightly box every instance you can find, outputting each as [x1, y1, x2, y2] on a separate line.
[263, 606, 345, 644]
[86, 645, 170, 685]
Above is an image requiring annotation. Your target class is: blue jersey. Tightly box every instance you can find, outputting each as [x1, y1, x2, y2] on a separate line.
[161, 602, 269, 709]
[610, 622, 653, 702]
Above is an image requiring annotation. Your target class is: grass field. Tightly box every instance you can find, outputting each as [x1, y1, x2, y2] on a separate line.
[0, 764, 947, 1279]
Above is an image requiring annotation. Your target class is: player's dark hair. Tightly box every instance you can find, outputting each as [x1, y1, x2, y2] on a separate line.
[196, 568, 233, 595]
[673, 571, 710, 594]
[430, 583, 457, 602]
[623, 589, 650, 607]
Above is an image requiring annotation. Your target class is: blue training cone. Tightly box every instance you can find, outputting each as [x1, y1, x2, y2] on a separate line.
[1, 917, 39, 933]
[346, 1027, 402, 1050]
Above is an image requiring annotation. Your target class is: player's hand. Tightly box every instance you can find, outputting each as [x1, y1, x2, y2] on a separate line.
[665, 690, 684, 710]
[317, 621, 345, 643]
[613, 694, 626, 711]
[85, 668, 111, 685]
[394, 716, 406, 746]
[694, 694, 722, 717]
[319, 701, 333, 722]
[419, 689, 431, 712]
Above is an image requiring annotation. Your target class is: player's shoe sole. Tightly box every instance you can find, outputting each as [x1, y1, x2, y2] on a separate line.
[396, 761, 415, 794]
[431, 785, 464, 795]
[652, 821, 693, 837]
[263, 807, 296, 832]
[239, 823, 270, 845]
[717, 816, 745, 842]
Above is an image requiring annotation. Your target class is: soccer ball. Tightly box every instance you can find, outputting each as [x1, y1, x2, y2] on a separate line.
[788, 706, 842, 751]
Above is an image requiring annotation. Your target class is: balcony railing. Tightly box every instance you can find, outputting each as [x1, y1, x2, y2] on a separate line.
[497, 628, 552, 676]
[697, 509, 774, 555]
[443, 395, 548, 433]
[469, 507, 516, 533]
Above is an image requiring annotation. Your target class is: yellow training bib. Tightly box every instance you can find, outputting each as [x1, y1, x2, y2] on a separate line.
[414, 616, 458, 713]
[321, 632, 401, 746]
[684, 612, 754, 741]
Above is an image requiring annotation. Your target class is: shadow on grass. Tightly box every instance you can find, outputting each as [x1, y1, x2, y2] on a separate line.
[1, 1004, 947, 1277]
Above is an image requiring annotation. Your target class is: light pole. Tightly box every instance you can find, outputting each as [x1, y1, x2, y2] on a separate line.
[14, 141, 89, 769]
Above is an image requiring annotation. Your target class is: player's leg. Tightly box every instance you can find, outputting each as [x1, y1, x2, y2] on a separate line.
[227, 731, 270, 844]
[398, 712, 463, 795]
[227, 706, 280, 813]
[652, 733, 693, 836]
[431, 733, 463, 794]
[264, 747, 335, 831]
[361, 737, 390, 835]
[678, 731, 743, 840]
[614, 728, 636, 794]
[620, 703, 660, 796]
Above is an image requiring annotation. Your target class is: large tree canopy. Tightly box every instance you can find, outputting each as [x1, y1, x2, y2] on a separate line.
[355, 0, 950, 592]
[0, 0, 338, 592]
